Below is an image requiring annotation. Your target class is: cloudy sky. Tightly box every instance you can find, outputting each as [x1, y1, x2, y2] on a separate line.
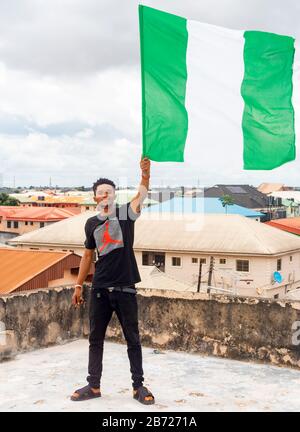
[0, 0, 299, 188]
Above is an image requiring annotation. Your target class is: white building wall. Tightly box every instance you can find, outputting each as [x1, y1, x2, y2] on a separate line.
[135, 250, 300, 298]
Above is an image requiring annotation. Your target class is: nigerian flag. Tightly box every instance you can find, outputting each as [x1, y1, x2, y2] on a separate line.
[139, 5, 300, 170]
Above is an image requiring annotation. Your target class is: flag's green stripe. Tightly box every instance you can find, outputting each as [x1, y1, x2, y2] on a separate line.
[139, 5, 188, 162]
[241, 31, 296, 170]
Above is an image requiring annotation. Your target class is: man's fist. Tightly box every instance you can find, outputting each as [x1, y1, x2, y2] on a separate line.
[140, 157, 150, 178]
[72, 286, 84, 308]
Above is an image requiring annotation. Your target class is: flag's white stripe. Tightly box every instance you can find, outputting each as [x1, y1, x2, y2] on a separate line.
[293, 42, 300, 149]
[184, 21, 245, 173]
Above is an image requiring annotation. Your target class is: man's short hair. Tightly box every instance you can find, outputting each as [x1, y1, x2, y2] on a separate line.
[92, 178, 116, 195]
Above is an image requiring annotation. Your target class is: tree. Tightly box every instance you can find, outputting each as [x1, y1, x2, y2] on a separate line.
[0, 192, 20, 206]
[219, 194, 234, 215]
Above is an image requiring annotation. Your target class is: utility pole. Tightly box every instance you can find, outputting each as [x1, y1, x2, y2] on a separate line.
[197, 259, 202, 293]
[207, 256, 214, 294]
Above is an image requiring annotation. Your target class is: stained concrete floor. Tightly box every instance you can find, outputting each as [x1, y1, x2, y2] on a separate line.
[1, 339, 300, 412]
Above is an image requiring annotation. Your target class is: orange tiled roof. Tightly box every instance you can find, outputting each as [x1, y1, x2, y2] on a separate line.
[0, 206, 79, 221]
[0, 249, 75, 294]
[30, 196, 86, 204]
[265, 218, 300, 236]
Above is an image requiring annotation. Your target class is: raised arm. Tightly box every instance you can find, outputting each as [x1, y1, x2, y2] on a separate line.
[130, 157, 151, 215]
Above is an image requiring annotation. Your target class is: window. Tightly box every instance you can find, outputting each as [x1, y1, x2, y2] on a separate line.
[7, 221, 11, 228]
[277, 259, 282, 271]
[172, 257, 181, 267]
[30, 222, 34, 225]
[142, 252, 149, 266]
[236, 260, 249, 272]
[192, 257, 198, 264]
[290, 256, 293, 262]
[25, 221, 28, 226]
[13, 221, 18, 228]
[220, 259, 226, 264]
[40, 222, 45, 228]
[142, 252, 165, 270]
[200, 258, 206, 264]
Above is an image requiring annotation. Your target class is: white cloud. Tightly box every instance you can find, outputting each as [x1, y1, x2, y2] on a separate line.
[0, 0, 299, 187]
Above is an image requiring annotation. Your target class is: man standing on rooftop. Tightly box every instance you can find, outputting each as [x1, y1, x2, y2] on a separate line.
[70, 157, 155, 405]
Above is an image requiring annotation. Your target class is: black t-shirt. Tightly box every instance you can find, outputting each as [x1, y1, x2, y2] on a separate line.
[84, 201, 141, 289]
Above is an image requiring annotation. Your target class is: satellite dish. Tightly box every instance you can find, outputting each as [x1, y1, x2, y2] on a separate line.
[273, 271, 282, 283]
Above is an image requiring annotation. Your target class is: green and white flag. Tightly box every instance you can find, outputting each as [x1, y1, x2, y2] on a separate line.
[139, 5, 300, 170]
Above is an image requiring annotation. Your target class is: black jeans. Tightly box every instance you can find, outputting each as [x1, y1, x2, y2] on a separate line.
[86, 287, 144, 390]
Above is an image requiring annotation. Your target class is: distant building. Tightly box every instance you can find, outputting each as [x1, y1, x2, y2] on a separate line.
[204, 184, 285, 221]
[269, 191, 300, 217]
[143, 197, 264, 220]
[0, 249, 94, 295]
[7, 212, 300, 299]
[133, 214, 300, 298]
[147, 187, 181, 203]
[9, 193, 83, 209]
[0, 206, 80, 236]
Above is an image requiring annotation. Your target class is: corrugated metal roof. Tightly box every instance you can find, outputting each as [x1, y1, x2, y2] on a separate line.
[266, 218, 300, 236]
[257, 183, 285, 194]
[137, 266, 195, 292]
[143, 197, 264, 218]
[0, 249, 78, 294]
[0, 206, 79, 221]
[133, 213, 300, 255]
[8, 211, 300, 256]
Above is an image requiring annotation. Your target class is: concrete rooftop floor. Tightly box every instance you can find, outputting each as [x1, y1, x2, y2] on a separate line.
[1, 339, 300, 412]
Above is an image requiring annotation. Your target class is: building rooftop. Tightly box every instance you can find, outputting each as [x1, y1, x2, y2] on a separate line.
[0, 206, 80, 221]
[257, 183, 285, 194]
[133, 214, 300, 255]
[143, 197, 264, 218]
[8, 212, 300, 256]
[137, 266, 195, 291]
[266, 217, 300, 236]
[1, 338, 300, 412]
[204, 184, 269, 209]
[0, 249, 81, 294]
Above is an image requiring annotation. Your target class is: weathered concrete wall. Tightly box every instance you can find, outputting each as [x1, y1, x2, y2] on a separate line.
[1, 285, 300, 369]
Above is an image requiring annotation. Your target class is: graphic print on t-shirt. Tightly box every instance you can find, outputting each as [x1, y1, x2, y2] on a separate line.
[93, 218, 124, 257]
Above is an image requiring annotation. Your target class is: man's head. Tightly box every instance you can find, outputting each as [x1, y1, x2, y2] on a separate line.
[92, 177, 116, 209]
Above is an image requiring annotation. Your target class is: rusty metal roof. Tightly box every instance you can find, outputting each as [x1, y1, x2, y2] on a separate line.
[0, 249, 79, 295]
